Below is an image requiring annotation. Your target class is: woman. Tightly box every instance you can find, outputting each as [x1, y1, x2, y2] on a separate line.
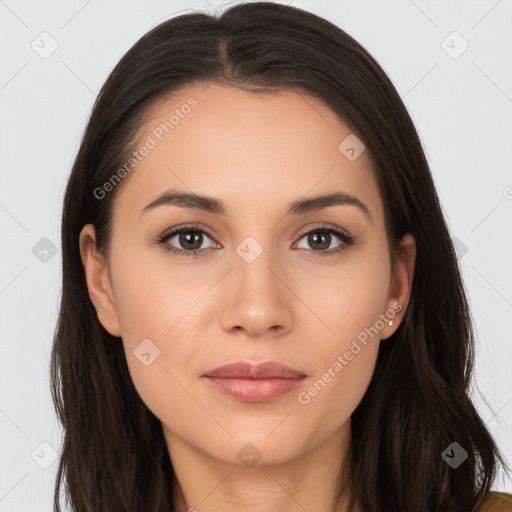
[50, 2, 511, 511]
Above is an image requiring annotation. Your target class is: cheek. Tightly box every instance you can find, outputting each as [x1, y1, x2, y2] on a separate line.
[110, 251, 207, 416]
[115, 276, 193, 426]
[298, 340, 379, 432]
[296, 248, 391, 338]
[297, 271, 384, 421]
[294, 249, 389, 415]
[111, 245, 188, 338]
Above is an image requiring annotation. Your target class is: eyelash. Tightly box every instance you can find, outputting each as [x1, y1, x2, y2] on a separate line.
[156, 223, 355, 258]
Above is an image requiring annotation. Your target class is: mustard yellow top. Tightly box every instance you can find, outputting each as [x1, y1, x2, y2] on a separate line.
[481, 492, 512, 511]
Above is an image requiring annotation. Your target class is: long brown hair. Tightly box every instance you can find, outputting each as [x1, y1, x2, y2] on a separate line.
[50, 2, 508, 511]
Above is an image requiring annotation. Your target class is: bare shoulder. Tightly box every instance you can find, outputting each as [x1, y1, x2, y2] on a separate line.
[480, 492, 512, 512]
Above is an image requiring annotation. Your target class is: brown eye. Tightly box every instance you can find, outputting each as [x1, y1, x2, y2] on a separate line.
[306, 231, 331, 251]
[159, 226, 217, 256]
[295, 226, 354, 256]
[178, 231, 203, 251]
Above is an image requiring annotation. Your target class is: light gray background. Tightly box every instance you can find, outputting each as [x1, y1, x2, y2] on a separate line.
[1, 0, 511, 509]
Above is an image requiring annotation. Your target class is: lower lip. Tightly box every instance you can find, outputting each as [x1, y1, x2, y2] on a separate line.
[203, 376, 305, 402]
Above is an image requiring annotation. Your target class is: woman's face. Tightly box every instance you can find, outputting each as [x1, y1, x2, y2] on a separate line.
[80, 84, 415, 468]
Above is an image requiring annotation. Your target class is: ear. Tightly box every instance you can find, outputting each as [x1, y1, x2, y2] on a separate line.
[79, 224, 122, 337]
[380, 232, 416, 340]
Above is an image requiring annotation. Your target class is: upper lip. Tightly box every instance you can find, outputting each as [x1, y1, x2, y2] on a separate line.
[203, 361, 306, 379]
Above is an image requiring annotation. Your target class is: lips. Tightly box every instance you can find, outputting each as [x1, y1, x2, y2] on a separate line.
[202, 361, 307, 403]
[203, 361, 306, 379]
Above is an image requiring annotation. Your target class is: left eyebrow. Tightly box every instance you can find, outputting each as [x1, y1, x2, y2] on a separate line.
[140, 189, 372, 224]
[286, 191, 372, 224]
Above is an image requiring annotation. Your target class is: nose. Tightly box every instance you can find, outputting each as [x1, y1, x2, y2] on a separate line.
[219, 250, 295, 339]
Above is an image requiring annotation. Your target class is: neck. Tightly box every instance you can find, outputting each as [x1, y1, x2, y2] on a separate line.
[166, 422, 360, 512]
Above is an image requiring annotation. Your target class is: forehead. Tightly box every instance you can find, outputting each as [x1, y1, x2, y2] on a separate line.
[112, 84, 384, 226]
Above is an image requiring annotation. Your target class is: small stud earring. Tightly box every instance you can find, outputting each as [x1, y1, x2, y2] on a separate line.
[388, 320, 394, 326]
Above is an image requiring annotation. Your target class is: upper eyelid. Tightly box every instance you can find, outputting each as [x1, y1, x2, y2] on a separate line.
[161, 224, 350, 245]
